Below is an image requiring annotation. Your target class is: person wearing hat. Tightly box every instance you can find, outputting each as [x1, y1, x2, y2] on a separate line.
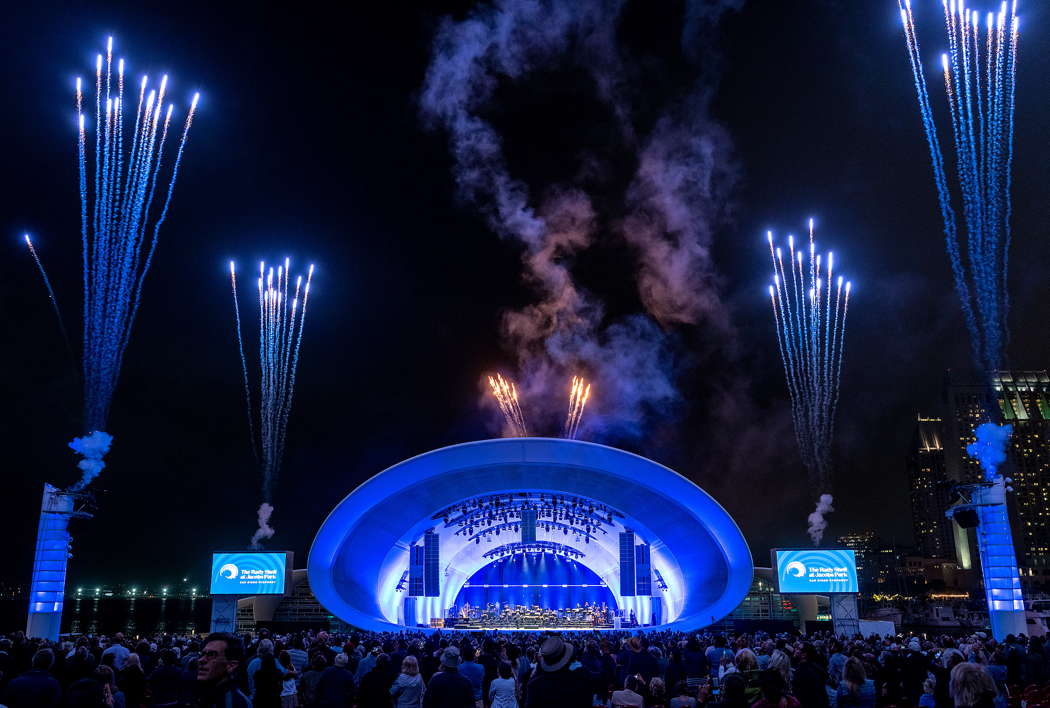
[423, 646, 475, 708]
[523, 637, 591, 708]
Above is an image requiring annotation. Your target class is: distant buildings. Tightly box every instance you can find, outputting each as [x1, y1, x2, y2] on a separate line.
[906, 416, 956, 560]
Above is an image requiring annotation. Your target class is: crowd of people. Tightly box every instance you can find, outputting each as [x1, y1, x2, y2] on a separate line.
[0, 626, 1048, 708]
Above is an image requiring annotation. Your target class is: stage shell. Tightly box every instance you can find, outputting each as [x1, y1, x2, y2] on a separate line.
[308, 438, 753, 631]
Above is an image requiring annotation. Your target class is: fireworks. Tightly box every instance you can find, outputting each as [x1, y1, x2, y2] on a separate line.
[487, 373, 528, 437]
[766, 222, 852, 515]
[563, 376, 591, 440]
[23, 234, 72, 361]
[77, 37, 199, 431]
[898, 0, 1019, 376]
[229, 259, 315, 547]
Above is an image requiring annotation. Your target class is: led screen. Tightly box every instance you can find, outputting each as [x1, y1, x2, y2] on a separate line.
[210, 552, 288, 595]
[774, 548, 858, 594]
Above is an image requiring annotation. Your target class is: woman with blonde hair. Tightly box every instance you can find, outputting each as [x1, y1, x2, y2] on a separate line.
[767, 650, 792, 687]
[948, 663, 997, 708]
[391, 655, 425, 708]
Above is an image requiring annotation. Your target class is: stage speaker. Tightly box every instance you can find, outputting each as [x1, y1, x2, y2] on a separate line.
[953, 508, 980, 528]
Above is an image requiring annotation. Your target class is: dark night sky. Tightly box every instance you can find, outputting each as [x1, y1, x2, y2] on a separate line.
[0, 0, 1048, 590]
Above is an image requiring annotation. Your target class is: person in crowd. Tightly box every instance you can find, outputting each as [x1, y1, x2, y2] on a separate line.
[699, 672, 748, 708]
[253, 653, 287, 708]
[625, 637, 659, 684]
[299, 653, 328, 707]
[422, 647, 474, 708]
[791, 643, 829, 708]
[949, 663, 997, 708]
[610, 674, 645, 708]
[3, 648, 61, 708]
[195, 632, 251, 708]
[317, 652, 356, 708]
[148, 648, 182, 707]
[523, 637, 590, 708]
[919, 676, 937, 708]
[247, 638, 275, 699]
[117, 653, 146, 708]
[487, 662, 517, 708]
[357, 653, 394, 707]
[649, 676, 668, 708]
[669, 681, 697, 708]
[458, 645, 484, 707]
[836, 656, 875, 708]
[750, 669, 800, 708]
[101, 635, 130, 673]
[391, 655, 425, 708]
[93, 665, 125, 708]
[278, 650, 300, 708]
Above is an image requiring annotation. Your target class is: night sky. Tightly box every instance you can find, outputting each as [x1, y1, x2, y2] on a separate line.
[1, 0, 1048, 590]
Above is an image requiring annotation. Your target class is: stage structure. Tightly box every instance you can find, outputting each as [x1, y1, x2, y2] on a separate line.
[26, 484, 94, 641]
[308, 438, 753, 631]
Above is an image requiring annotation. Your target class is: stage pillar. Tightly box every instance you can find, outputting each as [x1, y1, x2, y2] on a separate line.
[210, 596, 238, 633]
[830, 594, 860, 638]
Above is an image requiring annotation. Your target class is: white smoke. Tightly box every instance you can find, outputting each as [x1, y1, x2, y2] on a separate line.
[807, 493, 834, 545]
[250, 502, 275, 549]
[68, 430, 114, 490]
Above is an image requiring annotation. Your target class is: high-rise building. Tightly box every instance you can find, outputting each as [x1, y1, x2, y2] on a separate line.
[836, 530, 878, 592]
[944, 370, 1050, 582]
[907, 416, 956, 560]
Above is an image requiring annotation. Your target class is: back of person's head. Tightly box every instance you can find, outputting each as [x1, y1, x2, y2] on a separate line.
[844, 656, 867, 693]
[735, 648, 758, 671]
[506, 644, 520, 660]
[258, 638, 275, 657]
[461, 644, 476, 662]
[334, 653, 349, 668]
[402, 655, 419, 676]
[498, 661, 513, 680]
[375, 654, 391, 672]
[65, 677, 107, 707]
[650, 676, 666, 698]
[758, 669, 787, 702]
[32, 648, 55, 671]
[160, 648, 178, 667]
[278, 650, 293, 669]
[950, 662, 996, 708]
[311, 653, 328, 671]
[721, 673, 748, 705]
[714, 636, 727, 648]
[625, 674, 642, 693]
[93, 665, 115, 686]
[801, 642, 820, 662]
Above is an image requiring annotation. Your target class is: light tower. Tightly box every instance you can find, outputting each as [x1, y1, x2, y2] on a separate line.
[26, 484, 94, 640]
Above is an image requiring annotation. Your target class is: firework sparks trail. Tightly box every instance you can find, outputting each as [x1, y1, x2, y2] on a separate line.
[229, 259, 315, 547]
[767, 223, 852, 543]
[24, 234, 73, 361]
[562, 376, 592, 439]
[487, 373, 528, 437]
[73, 38, 199, 436]
[898, 0, 1019, 375]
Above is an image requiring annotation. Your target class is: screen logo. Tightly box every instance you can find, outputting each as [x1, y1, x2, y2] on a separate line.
[210, 552, 287, 595]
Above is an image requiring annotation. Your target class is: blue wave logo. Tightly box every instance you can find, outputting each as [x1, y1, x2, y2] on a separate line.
[210, 552, 287, 595]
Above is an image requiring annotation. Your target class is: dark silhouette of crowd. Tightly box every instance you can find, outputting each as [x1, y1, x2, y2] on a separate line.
[1, 625, 1048, 708]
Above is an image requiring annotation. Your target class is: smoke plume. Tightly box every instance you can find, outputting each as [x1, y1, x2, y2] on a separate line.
[807, 493, 834, 545]
[68, 430, 114, 490]
[422, 0, 741, 436]
[967, 422, 1013, 481]
[250, 502, 275, 549]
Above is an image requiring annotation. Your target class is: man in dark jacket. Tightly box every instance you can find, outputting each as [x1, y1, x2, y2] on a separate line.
[524, 637, 591, 708]
[423, 646, 474, 708]
[317, 652, 356, 707]
[4, 648, 61, 708]
[792, 643, 830, 708]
